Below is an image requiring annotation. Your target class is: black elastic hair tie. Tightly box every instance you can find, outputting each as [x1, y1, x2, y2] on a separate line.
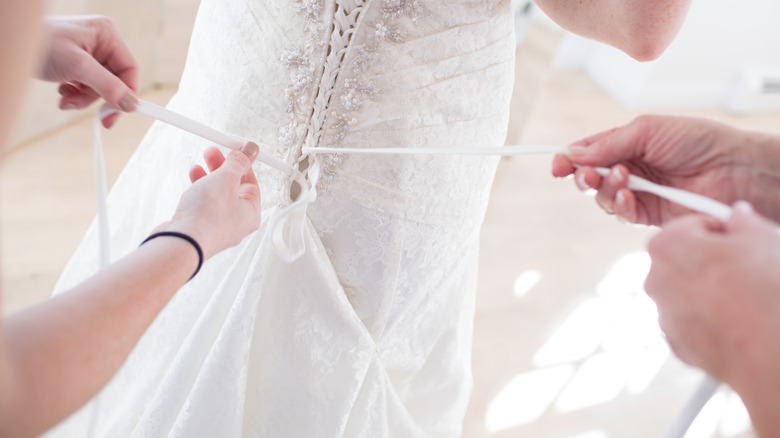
[141, 231, 204, 281]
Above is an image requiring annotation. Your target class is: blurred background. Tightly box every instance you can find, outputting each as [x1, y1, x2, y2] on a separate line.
[3, 1, 780, 437]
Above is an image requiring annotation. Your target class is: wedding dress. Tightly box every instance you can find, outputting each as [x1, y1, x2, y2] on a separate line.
[46, 1, 516, 436]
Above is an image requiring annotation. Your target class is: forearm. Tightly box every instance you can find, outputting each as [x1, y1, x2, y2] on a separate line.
[729, 337, 780, 438]
[0, 1, 45, 149]
[0, 0, 47, 428]
[0, 237, 198, 437]
[533, 0, 692, 61]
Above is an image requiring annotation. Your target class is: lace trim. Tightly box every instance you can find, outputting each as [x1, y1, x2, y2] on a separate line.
[281, 0, 433, 187]
[301, 0, 369, 166]
[277, 1, 328, 160]
[316, 1, 430, 185]
[382, 0, 426, 23]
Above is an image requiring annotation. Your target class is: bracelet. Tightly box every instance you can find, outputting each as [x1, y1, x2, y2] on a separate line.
[140, 231, 203, 281]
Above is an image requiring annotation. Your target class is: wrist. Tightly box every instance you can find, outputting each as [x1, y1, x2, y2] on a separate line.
[141, 232, 203, 281]
[153, 220, 215, 261]
[728, 341, 780, 437]
[728, 129, 780, 222]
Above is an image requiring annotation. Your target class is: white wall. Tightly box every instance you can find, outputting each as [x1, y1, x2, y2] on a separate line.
[552, 0, 780, 112]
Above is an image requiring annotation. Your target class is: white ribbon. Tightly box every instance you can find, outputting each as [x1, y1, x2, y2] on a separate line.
[94, 100, 734, 265]
[305, 146, 734, 221]
[94, 100, 737, 267]
[590, 167, 732, 222]
[302, 145, 571, 156]
[95, 101, 312, 263]
[93, 106, 112, 268]
[92, 99, 730, 437]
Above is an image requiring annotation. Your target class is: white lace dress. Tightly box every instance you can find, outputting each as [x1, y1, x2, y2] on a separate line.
[46, 1, 515, 436]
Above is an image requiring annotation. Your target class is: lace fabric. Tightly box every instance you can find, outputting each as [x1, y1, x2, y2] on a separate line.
[45, 1, 516, 436]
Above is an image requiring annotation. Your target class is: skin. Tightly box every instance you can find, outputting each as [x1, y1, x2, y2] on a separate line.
[0, 5, 262, 437]
[552, 115, 780, 225]
[533, 0, 694, 61]
[646, 206, 780, 437]
[552, 115, 780, 436]
[0, 0, 701, 435]
[0, 2, 45, 151]
[40, 15, 140, 128]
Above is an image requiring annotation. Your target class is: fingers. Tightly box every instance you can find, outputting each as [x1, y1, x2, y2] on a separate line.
[58, 82, 98, 109]
[613, 188, 639, 223]
[552, 116, 674, 224]
[188, 147, 232, 184]
[239, 143, 260, 186]
[729, 201, 764, 229]
[551, 153, 575, 177]
[216, 143, 259, 186]
[644, 213, 739, 378]
[101, 113, 120, 129]
[648, 215, 723, 260]
[194, 143, 259, 182]
[57, 83, 80, 100]
[203, 147, 227, 172]
[58, 83, 122, 128]
[552, 126, 623, 178]
[60, 87, 100, 109]
[71, 49, 137, 113]
[644, 215, 713, 299]
[670, 214, 726, 235]
[95, 16, 140, 94]
[567, 119, 646, 168]
[222, 143, 261, 217]
[202, 145, 259, 189]
[189, 165, 207, 183]
[727, 201, 780, 237]
[699, 215, 728, 233]
[593, 165, 629, 214]
[572, 126, 621, 148]
[238, 173, 262, 209]
[220, 142, 259, 174]
[66, 88, 123, 129]
[47, 15, 139, 124]
[80, 16, 139, 110]
[551, 126, 625, 177]
[570, 166, 597, 193]
[566, 163, 649, 224]
[241, 142, 260, 161]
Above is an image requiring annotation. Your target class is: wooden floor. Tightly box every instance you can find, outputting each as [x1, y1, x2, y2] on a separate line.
[3, 13, 777, 438]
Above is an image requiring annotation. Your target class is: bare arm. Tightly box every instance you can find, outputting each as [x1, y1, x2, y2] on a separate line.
[0, 144, 261, 438]
[0, 0, 46, 432]
[533, 0, 693, 61]
[1, 237, 199, 437]
[0, 2, 45, 149]
[0, 7, 261, 431]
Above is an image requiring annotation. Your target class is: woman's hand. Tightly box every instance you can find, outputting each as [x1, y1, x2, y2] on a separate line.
[644, 205, 780, 436]
[40, 16, 139, 128]
[645, 204, 780, 380]
[552, 115, 780, 226]
[156, 143, 262, 260]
